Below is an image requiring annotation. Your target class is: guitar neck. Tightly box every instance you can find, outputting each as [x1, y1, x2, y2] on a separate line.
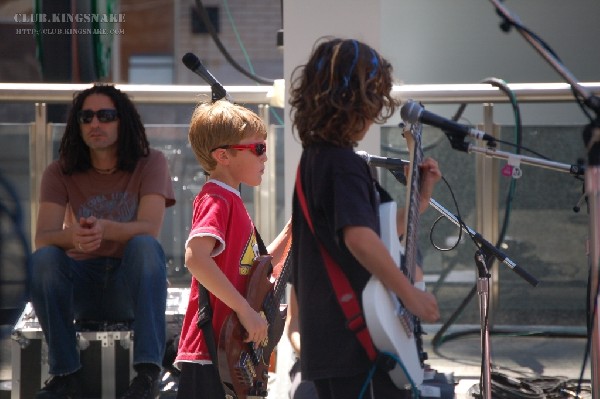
[272, 253, 292, 305]
[402, 122, 424, 281]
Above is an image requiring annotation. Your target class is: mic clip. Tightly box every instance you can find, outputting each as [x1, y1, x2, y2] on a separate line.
[443, 129, 497, 153]
[211, 85, 227, 103]
[387, 168, 407, 186]
[442, 129, 471, 153]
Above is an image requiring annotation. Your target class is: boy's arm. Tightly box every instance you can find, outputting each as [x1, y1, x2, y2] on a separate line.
[396, 157, 442, 235]
[343, 225, 440, 323]
[186, 236, 268, 344]
[284, 287, 301, 355]
[266, 218, 292, 273]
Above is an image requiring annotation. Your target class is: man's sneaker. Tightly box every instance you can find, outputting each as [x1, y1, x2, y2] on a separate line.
[36, 372, 82, 399]
[119, 372, 159, 399]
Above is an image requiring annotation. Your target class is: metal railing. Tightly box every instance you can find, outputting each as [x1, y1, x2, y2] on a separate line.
[0, 81, 597, 300]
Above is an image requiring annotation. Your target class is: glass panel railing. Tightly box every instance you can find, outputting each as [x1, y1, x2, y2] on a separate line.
[0, 123, 32, 232]
[44, 122, 287, 288]
[5, 114, 588, 329]
[146, 125, 199, 287]
[494, 125, 587, 328]
[0, 123, 32, 325]
[380, 123, 588, 329]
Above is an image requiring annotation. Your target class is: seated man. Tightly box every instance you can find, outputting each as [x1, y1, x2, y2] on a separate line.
[30, 84, 176, 399]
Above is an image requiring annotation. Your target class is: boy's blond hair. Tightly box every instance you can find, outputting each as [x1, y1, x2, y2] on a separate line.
[188, 100, 267, 172]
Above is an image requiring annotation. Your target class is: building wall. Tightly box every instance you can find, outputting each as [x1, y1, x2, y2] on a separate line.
[0, 0, 283, 86]
[173, 0, 283, 85]
[118, 0, 175, 82]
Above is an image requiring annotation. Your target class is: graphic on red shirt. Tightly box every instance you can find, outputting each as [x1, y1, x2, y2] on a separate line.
[240, 233, 259, 275]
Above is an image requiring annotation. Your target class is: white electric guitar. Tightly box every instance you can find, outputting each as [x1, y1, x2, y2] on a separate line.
[362, 121, 426, 389]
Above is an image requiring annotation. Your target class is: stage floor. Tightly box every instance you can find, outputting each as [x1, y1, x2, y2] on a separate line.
[0, 323, 592, 398]
[421, 323, 590, 399]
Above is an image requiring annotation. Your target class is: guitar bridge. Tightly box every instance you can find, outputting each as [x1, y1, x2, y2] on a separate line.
[235, 349, 257, 385]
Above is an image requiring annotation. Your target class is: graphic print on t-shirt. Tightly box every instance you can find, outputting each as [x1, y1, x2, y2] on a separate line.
[239, 231, 260, 275]
[79, 192, 137, 222]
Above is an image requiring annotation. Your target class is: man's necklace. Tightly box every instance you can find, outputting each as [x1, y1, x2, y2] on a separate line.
[93, 166, 118, 174]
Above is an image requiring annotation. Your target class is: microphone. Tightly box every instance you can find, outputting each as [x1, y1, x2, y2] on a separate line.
[356, 151, 409, 169]
[182, 52, 228, 102]
[400, 101, 496, 142]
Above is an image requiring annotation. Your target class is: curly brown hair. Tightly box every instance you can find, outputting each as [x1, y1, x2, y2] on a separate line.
[59, 84, 150, 174]
[289, 37, 399, 148]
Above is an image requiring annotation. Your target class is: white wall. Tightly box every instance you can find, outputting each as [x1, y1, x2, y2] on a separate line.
[380, 0, 600, 85]
[282, 0, 385, 220]
[282, 0, 600, 217]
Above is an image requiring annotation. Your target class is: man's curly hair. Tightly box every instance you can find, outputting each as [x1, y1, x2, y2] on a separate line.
[59, 84, 150, 175]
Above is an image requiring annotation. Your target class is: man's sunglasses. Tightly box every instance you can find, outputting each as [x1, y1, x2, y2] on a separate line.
[77, 109, 119, 124]
[211, 142, 267, 156]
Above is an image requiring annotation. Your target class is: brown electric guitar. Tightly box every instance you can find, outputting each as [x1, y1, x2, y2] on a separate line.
[218, 254, 291, 399]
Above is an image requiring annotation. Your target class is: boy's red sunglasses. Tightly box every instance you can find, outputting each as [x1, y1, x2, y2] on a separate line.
[211, 142, 267, 156]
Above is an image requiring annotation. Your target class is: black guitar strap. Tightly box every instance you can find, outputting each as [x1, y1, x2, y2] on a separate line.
[196, 281, 228, 397]
[254, 227, 269, 257]
[196, 282, 217, 362]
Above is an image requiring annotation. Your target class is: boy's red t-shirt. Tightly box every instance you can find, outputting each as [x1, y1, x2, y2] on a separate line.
[176, 180, 259, 364]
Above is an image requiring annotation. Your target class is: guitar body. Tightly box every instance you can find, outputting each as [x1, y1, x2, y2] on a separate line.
[363, 280, 424, 387]
[217, 255, 288, 399]
[363, 202, 424, 388]
[363, 118, 428, 389]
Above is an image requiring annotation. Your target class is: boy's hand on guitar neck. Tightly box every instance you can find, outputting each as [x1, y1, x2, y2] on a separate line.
[404, 157, 442, 213]
[419, 157, 442, 200]
[237, 302, 269, 345]
[402, 285, 440, 323]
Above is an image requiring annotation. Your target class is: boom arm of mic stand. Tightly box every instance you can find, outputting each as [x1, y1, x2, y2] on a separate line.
[386, 165, 539, 285]
[385, 167, 539, 286]
[467, 144, 585, 176]
[489, 0, 600, 112]
[427, 197, 539, 287]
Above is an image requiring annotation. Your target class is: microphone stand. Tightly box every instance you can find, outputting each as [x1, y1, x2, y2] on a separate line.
[466, 144, 585, 177]
[488, 2, 600, 396]
[385, 167, 538, 399]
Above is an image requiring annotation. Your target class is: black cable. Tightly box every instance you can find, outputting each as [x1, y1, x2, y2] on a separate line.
[193, 0, 275, 85]
[481, 77, 521, 252]
[430, 77, 592, 396]
[470, 372, 592, 399]
[488, 372, 545, 399]
[432, 78, 523, 349]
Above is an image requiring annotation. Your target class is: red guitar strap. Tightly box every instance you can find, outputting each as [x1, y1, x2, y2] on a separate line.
[295, 166, 378, 362]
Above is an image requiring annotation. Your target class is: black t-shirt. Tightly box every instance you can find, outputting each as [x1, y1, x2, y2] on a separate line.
[291, 143, 380, 381]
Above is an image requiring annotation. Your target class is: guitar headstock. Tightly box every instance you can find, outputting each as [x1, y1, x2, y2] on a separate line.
[401, 121, 423, 157]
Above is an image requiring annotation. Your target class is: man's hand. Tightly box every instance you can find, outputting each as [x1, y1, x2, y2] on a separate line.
[73, 216, 103, 252]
